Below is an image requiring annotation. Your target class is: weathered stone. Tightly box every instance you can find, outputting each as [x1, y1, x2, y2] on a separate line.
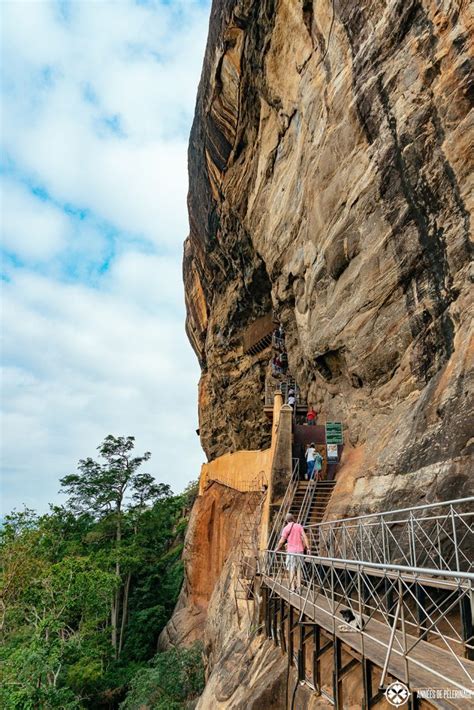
[159, 483, 247, 648]
[184, 0, 473, 515]
[174, 1, 474, 706]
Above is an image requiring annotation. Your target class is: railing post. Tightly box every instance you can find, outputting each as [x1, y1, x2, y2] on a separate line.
[409, 512, 416, 568]
[399, 576, 410, 688]
[435, 519, 443, 568]
[357, 566, 366, 658]
[381, 517, 387, 564]
[331, 563, 335, 623]
[451, 505, 461, 572]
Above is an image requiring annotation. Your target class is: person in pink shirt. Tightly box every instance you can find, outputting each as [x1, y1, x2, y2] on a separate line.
[275, 513, 311, 591]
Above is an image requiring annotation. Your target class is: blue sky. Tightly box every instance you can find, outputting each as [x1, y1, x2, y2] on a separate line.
[1, 0, 211, 514]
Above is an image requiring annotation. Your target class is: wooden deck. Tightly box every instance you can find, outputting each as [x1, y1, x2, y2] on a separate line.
[262, 575, 474, 708]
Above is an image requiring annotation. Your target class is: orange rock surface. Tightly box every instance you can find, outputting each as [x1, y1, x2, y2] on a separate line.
[159, 482, 251, 648]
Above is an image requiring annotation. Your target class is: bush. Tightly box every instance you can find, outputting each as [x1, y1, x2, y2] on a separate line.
[120, 644, 204, 710]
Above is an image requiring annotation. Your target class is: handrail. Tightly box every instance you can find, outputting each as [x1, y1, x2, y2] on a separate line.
[306, 510, 474, 529]
[265, 378, 305, 406]
[298, 478, 315, 526]
[264, 550, 474, 581]
[305, 496, 474, 528]
[304, 497, 474, 572]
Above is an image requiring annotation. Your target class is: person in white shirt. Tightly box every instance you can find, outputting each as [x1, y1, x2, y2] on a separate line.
[288, 389, 296, 408]
[305, 443, 316, 480]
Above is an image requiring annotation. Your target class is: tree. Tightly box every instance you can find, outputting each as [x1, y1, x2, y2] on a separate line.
[60, 436, 154, 658]
[1, 438, 192, 707]
[120, 644, 204, 710]
[0, 513, 115, 709]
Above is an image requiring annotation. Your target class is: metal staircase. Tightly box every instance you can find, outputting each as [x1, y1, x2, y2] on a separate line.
[288, 479, 336, 529]
[234, 480, 267, 628]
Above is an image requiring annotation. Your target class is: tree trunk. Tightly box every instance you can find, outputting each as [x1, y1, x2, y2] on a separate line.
[111, 596, 117, 652]
[111, 508, 122, 656]
[118, 571, 132, 657]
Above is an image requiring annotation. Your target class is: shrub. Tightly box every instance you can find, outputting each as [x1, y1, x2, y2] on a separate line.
[120, 643, 205, 710]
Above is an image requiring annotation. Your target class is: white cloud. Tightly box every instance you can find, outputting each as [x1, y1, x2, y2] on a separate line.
[1, 267, 204, 514]
[0, 0, 211, 513]
[1, 178, 69, 260]
[1, 0, 210, 246]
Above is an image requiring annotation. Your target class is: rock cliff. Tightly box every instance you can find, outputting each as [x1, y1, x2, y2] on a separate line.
[174, 0, 473, 707]
[184, 0, 472, 513]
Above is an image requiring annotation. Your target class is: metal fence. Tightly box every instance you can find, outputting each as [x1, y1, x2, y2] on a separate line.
[306, 497, 474, 573]
[265, 378, 302, 406]
[262, 550, 474, 697]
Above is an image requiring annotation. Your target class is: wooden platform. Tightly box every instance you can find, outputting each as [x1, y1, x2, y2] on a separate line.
[262, 575, 474, 708]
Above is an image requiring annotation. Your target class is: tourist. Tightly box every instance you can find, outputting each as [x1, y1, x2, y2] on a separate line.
[313, 450, 324, 482]
[271, 355, 281, 377]
[305, 442, 316, 479]
[306, 407, 317, 425]
[273, 324, 285, 350]
[288, 389, 296, 408]
[275, 513, 310, 591]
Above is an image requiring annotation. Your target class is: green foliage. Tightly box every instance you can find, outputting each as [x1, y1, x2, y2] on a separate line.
[120, 644, 205, 710]
[0, 435, 196, 709]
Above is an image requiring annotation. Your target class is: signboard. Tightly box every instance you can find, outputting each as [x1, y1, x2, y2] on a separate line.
[326, 421, 343, 445]
[327, 444, 339, 461]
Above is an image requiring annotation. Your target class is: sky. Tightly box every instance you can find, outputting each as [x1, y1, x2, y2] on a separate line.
[1, 0, 211, 514]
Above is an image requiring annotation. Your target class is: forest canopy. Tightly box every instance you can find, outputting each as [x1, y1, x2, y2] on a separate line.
[0, 435, 202, 709]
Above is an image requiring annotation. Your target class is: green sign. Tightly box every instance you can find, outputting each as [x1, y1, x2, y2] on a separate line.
[326, 422, 343, 445]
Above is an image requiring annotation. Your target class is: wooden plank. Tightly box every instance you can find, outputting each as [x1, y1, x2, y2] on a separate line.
[262, 575, 474, 706]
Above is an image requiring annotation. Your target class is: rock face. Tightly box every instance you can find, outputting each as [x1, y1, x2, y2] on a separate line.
[184, 0, 473, 514]
[177, 1, 473, 707]
[159, 482, 250, 649]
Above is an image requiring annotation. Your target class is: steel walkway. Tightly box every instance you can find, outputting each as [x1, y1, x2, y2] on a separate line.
[261, 497, 474, 708]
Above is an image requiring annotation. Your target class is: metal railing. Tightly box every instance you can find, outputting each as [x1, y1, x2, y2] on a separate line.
[265, 378, 303, 406]
[234, 474, 267, 614]
[262, 550, 474, 697]
[298, 478, 318, 527]
[305, 497, 474, 573]
[268, 458, 300, 549]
